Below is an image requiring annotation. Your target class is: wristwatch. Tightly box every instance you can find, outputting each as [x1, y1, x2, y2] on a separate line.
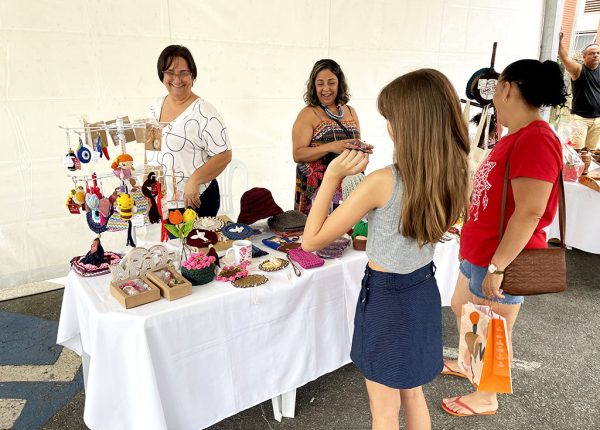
[488, 263, 504, 275]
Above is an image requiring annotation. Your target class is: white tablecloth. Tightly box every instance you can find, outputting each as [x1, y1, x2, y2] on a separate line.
[57, 240, 458, 430]
[547, 180, 600, 254]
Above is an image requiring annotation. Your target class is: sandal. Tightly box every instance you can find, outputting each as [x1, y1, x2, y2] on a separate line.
[441, 396, 497, 417]
[440, 360, 467, 379]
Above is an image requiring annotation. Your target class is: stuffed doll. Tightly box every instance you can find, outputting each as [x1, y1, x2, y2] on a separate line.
[111, 154, 136, 188]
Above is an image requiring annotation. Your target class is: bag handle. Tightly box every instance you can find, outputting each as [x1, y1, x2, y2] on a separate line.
[472, 105, 489, 150]
[499, 161, 566, 248]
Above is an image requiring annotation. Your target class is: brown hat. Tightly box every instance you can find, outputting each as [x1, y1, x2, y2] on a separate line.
[237, 188, 284, 225]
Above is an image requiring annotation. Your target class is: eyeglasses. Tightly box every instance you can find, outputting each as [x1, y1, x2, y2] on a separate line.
[163, 70, 192, 80]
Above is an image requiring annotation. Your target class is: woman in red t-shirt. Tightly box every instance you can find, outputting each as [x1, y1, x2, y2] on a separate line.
[442, 59, 567, 417]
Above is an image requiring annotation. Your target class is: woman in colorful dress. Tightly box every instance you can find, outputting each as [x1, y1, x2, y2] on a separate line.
[292, 59, 371, 215]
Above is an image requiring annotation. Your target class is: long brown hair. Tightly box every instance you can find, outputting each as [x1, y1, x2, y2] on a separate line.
[377, 69, 470, 247]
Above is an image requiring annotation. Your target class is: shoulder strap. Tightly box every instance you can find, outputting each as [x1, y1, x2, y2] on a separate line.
[329, 115, 353, 139]
[499, 161, 565, 248]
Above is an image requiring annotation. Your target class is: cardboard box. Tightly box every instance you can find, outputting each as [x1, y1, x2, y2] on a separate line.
[110, 277, 161, 309]
[145, 265, 192, 301]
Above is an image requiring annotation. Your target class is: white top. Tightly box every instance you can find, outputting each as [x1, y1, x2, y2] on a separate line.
[148, 96, 231, 208]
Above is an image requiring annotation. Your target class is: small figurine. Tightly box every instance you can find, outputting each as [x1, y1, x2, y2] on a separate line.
[79, 238, 105, 267]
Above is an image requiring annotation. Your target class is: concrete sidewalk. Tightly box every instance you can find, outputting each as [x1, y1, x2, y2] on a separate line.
[1, 248, 598, 429]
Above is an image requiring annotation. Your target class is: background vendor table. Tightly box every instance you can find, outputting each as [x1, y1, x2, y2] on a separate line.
[547, 180, 600, 254]
[57, 238, 459, 430]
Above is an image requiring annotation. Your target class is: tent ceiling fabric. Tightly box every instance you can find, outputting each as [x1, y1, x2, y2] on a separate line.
[0, 0, 545, 289]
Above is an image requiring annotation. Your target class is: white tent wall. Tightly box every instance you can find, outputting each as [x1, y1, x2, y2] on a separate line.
[0, 0, 545, 290]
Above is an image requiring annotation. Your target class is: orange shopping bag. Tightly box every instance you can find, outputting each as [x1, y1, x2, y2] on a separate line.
[457, 302, 512, 394]
[478, 316, 513, 393]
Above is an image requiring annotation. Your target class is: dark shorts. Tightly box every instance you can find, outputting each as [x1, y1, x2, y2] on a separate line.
[459, 259, 524, 305]
[350, 262, 443, 389]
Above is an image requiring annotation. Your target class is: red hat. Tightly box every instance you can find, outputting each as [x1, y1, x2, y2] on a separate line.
[237, 188, 284, 225]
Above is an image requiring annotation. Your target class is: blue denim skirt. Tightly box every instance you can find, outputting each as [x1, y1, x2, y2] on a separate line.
[350, 262, 443, 389]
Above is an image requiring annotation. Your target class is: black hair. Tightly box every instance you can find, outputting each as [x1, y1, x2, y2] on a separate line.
[157, 45, 197, 81]
[501, 59, 567, 108]
[303, 59, 350, 106]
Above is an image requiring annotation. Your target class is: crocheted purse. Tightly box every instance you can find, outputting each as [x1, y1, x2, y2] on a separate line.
[287, 248, 325, 269]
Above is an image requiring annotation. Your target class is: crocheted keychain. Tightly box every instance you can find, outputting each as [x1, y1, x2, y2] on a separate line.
[112, 154, 136, 191]
[142, 172, 162, 224]
[116, 193, 137, 247]
[76, 136, 92, 164]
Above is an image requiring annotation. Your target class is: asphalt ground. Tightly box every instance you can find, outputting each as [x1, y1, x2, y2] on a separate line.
[1, 247, 598, 430]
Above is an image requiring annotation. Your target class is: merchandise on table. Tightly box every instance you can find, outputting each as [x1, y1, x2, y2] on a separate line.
[287, 248, 325, 269]
[237, 187, 284, 225]
[232, 274, 269, 288]
[267, 210, 307, 234]
[186, 229, 219, 248]
[146, 265, 192, 300]
[316, 236, 350, 259]
[216, 264, 248, 281]
[181, 251, 217, 285]
[258, 257, 289, 272]
[110, 277, 161, 309]
[193, 216, 225, 232]
[221, 223, 253, 240]
[352, 236, 367, 251]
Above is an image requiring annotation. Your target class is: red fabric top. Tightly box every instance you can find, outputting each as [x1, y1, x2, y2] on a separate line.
[460, 120, 562, 267]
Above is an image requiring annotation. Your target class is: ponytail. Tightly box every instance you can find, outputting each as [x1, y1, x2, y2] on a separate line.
[502, 59, 568, 108]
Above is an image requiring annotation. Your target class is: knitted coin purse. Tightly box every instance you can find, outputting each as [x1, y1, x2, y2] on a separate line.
[287, 248, 325, 269]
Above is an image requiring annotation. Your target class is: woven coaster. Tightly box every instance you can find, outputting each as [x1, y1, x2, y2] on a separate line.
[221, 223, 253, 240]
[232, 274, 268, 288]
[259, 257, 289, 272]
[193, 216, 225, 232]
[186, 229, 219, 248]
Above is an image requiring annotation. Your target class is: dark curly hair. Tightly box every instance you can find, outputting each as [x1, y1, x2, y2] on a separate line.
[157, 45, 197, 82]
[303, 59, 350, 106]
[501, 59, 568, 108]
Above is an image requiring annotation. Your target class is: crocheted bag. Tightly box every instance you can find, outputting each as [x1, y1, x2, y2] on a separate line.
[287, 248, 325, 269]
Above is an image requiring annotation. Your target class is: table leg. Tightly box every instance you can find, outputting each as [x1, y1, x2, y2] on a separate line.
[281, 389, 296, 418]
[271, 395, 283, 422]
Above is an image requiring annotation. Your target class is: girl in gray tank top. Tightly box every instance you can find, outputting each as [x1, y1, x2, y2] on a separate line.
[301, 69, 470, 429]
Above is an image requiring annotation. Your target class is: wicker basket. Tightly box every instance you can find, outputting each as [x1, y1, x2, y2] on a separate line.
[181, 264, 215, 285]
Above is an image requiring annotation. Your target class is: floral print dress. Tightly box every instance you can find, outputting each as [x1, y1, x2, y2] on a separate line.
[294, 119, 360, 215]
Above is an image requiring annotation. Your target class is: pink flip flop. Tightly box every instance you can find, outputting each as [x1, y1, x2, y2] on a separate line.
[441, 396, 497, 417]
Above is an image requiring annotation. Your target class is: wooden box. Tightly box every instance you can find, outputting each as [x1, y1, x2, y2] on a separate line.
[110, 277, 161, 309]
[145, 265, 192, 301]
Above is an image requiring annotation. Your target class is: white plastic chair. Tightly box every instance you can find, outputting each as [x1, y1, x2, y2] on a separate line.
[218, 158, 249, 219]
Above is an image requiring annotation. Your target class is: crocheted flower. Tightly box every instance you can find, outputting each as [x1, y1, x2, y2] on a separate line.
[182, 252, 216, 270]
[216, 264, 248, 282]
[182, 208, 197, 223]
[169, 210, 184, 225]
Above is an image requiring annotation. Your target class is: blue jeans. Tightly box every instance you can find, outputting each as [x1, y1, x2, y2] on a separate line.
[459, 259, 524, 305]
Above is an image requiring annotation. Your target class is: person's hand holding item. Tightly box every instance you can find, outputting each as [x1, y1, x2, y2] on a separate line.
[345, 139, 373, 153]
[324, 149, 369, 181]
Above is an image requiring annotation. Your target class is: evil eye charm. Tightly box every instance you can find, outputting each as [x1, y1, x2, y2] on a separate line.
[77, 145, 92, 163]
